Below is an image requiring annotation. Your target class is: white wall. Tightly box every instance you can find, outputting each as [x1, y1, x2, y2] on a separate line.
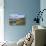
[0, 0, 4, 42]
[4, 0, 40, 42]
[40, 0, 46, 27]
